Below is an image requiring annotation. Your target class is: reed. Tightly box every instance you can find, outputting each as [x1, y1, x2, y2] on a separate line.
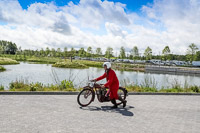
[9, 79, 79, 92]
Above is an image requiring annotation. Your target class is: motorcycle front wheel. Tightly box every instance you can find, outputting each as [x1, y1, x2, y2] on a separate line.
[77, 88, 95, 107]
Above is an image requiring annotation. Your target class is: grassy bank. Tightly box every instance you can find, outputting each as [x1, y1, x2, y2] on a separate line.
[79, 60, 103, 67]
[125, 83, 200, 93]
[0, 57, 19, 65]
[1, 79, 199, 93]
[0, 54, 62, 63]
[112, 63, 145, 72]
[52, 60, 144, 71]
[27, 57, 62, 64]
[8, 80, 80, 92]
[0, 54, 31, 61]
[121, 77, 200, 93]
[52, 60, 89, 69]
[52, 60, 103, 68]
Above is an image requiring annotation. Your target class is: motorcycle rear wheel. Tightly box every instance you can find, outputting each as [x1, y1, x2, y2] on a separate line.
[115, 87, 127, 105]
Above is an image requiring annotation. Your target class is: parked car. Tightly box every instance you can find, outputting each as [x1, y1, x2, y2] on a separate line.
[123, 59, 130, 63]
[129, 60, 134, 63]
[172, 60, 187, 66]
[150, 59, 161, 65]
[164, 61, 173, 66]
[192, 61, 200, 67]
[114, 59, 123, 62]
[135, 60, 145, 64]
[74, 56, 81, 60]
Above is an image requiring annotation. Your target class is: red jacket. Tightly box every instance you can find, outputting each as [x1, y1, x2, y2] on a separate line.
[95, 69, 119, 99]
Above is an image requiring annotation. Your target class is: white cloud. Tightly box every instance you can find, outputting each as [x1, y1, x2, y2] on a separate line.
[63, 0, 130, 29]
[105, 22, 128, 37]
[0, 0, 200, 55]
[141, 0, 200, 54]
[0, 0, 71, 34]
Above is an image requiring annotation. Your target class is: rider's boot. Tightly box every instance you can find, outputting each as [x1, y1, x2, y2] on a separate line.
[118, 96, 127, 108]
[111, 99, 118, 109]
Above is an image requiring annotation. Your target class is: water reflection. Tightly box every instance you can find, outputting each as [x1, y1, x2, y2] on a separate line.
[1, 62, 200, 90]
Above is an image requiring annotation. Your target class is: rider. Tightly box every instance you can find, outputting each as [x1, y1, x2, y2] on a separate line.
[92, 62, 127, 109]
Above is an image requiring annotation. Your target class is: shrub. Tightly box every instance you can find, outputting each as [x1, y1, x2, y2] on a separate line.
[190, 86, 199, 93]
[60, 80, 74, 90]
[0, 66, 6, 71]
[9, 79, 77, 91]
[0, 85, 4, 91]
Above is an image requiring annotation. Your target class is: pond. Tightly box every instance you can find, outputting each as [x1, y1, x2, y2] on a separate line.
[1, 62, 200, 90]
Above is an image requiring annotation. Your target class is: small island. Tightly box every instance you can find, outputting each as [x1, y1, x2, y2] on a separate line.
[52, 61, 89, 69]
[0, 57, 19, 72]
[0, 57, 19, 65]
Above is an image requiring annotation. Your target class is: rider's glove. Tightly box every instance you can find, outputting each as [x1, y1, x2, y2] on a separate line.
[101, 85, 105, 88]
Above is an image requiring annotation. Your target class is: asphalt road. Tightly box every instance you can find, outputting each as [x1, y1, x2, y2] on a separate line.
[0, 95, 200, 133]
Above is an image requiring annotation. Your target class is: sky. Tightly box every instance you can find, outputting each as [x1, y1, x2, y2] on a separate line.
[18, 0, 153, 11]
[0, 0, 200, 55]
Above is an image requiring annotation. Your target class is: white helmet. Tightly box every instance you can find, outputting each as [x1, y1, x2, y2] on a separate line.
[103, 62, 111, 69]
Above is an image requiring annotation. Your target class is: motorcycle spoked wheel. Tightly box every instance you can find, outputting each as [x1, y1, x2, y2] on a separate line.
[77, 88, 95, 107]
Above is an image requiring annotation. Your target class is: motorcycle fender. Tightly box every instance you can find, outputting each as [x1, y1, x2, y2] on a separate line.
[120, 87, 128, 97]
[124, 88, 128, 96]
[91, 90, 95, 101]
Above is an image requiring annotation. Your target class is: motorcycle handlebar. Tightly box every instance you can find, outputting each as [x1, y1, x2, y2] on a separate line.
[89, 80, 96, 83]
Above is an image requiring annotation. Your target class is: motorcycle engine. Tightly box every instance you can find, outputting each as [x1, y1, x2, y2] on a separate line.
[97, 88, 109, 102]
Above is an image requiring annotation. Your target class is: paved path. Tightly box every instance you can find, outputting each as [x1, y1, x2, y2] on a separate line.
[0, 95, 200, 133]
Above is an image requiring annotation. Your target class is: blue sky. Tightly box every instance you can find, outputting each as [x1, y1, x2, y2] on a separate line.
[18, 0, 153, 11]
[0, 0, 200, 54]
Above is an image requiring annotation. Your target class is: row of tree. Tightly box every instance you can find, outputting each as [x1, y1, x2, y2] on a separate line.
[0, 40, 18, 54]
[119, 43, 200, 62]
[0, 40, 200, 62]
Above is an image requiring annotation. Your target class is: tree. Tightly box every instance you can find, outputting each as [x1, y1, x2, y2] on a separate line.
[96, 47, 102, 56]
[144, 46, 152, 60]
[64, 47, 68, 57]
[69, 47, 76, 62]
[105, 47, 113, 59]
[70, 47, 75, 55]
[56, 48, 62, 57]
[162, 46, 170, 55]
[45, 47, 50, 56]
[51, 48, 56, 57]
[187, 43, 199, 62]
[162, 46, 171, 61]
[18, 46, 22, 54]
[78, 48, 86, 57]
[119, 46, 126, 59]
[0, 45, 3, 54]
[86, 46, 92, 57]
[40, 48, 45, 57]
[130, 46, 139, 60]
[195, 51, 200, 61]
[0, 40, 18, 54]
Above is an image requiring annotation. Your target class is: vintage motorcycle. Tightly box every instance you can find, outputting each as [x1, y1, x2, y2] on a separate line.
[77, 81, 128, 107]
